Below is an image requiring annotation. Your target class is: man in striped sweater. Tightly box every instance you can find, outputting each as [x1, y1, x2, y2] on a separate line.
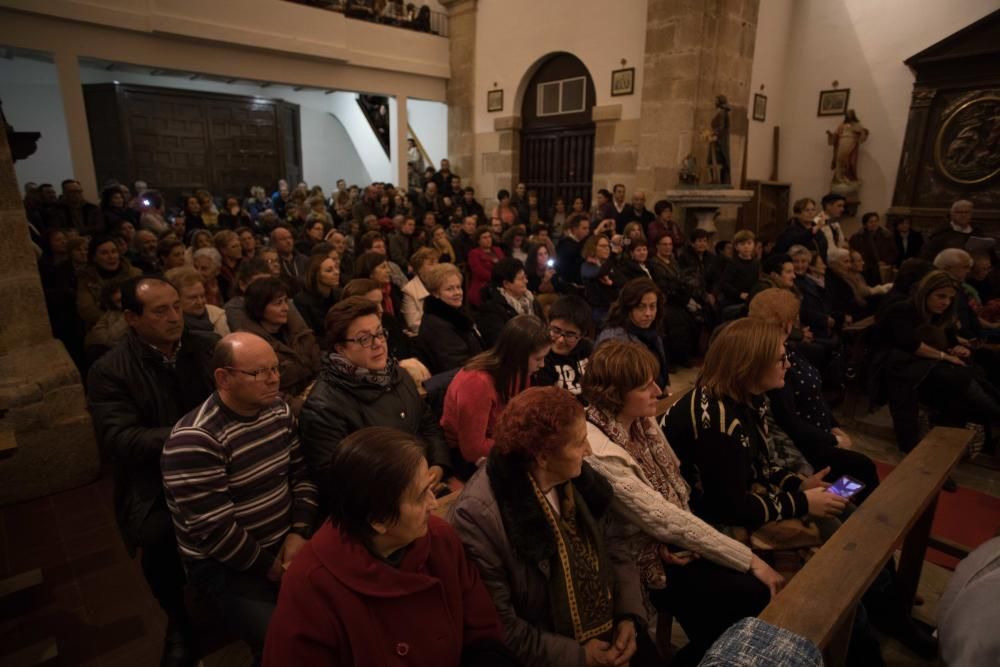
[161, 332, 318, 662]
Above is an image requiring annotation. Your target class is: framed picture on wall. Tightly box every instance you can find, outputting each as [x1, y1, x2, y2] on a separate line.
[611, 68, 635, 97]
[487, 89, 504, 113]
[753, 93, 767, 122]
[818, 88, 850, 116]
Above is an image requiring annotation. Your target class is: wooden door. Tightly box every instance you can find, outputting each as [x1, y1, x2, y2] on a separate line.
[519, 125, 594, 215]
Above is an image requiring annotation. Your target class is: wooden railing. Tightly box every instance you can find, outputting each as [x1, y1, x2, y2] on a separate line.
[758, 426, 971, 666]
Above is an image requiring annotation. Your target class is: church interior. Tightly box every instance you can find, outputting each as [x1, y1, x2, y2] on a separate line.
[1, 0, 999, 665]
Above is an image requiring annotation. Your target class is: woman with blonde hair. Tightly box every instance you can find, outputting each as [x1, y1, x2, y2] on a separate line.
[417, 263, 483, 374]
[165, 266, 230, 341]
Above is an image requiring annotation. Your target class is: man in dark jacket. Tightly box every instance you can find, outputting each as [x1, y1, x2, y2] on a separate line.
[87, 276, 215, 666]
[923, 199, 981, 260]
[45, 179, 104, 236]
[556, 214, 591, 285]
[460, 186, 487, 223]
[774, 212, 828, 260]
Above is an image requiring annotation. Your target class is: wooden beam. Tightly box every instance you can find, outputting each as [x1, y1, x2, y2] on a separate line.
[0, 636, 59, 667]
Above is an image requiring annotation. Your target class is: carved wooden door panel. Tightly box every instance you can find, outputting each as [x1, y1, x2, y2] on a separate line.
[519, 125, 594, 215]
[207, 99, 280, 198]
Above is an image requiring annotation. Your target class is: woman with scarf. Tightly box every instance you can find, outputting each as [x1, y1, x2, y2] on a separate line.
[449, 386, 662, 667]
[476, 258, 544, 348]
[596, 278, 670, 393]
[298, 297, 451, 505]
[417, 263, 483, 374]
[77, 235, 142, 330]
[583, 340, 783, 666]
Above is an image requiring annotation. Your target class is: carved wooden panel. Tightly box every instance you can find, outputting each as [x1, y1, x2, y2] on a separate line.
[520, 126, 594, 215]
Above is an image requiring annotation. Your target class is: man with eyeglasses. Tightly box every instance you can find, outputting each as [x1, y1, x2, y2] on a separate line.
[161, 332, 318, 663]
[87, 276, 217, 666]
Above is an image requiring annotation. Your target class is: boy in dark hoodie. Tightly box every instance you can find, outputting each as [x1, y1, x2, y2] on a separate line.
[534, 295, 593, 396]
[717, 229, 761, 320]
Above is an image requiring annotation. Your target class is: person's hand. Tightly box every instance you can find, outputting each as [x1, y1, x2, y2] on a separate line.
[740, 292, 749, 301]
[832, 428, 853, 449]
[800, 466, 831, 491]
[950, 345, 972, 359]
[583, 638, 616, 667]
[805, 486, 847, 518]
[826, 316, 836, 328]
[658, 544, 696, 566]
[278, 533, 308, 568]
[600, 274, 613, 286]
[545, 268, 556, 279]
[844, 314, 854, 325]
[610, 620, 638, 667]
[706, 293, 716, 306]
[944, 354, 967, 366]
[266, 556, 284, 583]
[749, 554, 785, 599]
[230, 205, 240, 215]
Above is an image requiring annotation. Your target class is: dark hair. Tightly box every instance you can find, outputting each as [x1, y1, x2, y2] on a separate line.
[893, 258, 935, 297]
[524, 243, 551, 279]
[325, 296, 380, 349]
[497, 189, 510, 200]
[358, 231, 385, 252]
[87, 235, 118, 263]
[548, 295, 593, 338]
[310, 241, 335, 257]
[465, 315, 551, 403]
[243, 277, 288, 323]
[653, 200, 674, 216]
[326, 427, 428, 544]
[715, 240, 732, 254]
[598, 188, 612, 200]
[156, 239, 184, 260]
[762, 253, 792, 276]
[235, 257, 272, 295]
[342, 278, 382, 299]
[463, 186, 476, 195]
[861, 211, 879, 225]
[821, 193, 846, 208]
[690, 228, 710, 242]
[613, 183, 625, 192]
[100, 186, 124, 209]
[566, 213, 589, 232]
[606, 277, 664, 332]
[355, 251, 388, 280]
[475, 225, 492, 242]
[491, 258, 525, 286]
[493, 387, 585, 462]
[120, 276, 175, 316]
[304, 252, 337, 293]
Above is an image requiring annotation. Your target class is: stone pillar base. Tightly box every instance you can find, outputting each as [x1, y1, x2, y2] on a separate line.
[0, 339, 99, 506]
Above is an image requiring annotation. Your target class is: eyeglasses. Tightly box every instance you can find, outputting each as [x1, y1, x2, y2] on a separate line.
[548, 325, 581, 343]
[226, 364, 280, 381]
[344, 328, 389, 348]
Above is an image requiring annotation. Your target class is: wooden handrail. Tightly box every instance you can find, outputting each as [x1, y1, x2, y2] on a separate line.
[758, 426, 971, 665]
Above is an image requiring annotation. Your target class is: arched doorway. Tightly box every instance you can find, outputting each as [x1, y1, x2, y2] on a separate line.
[519, 53, 596, 215]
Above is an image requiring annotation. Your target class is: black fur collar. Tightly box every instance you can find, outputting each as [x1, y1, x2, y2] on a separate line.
[424, 295, 475, 330]
[485, 449, 614, 564]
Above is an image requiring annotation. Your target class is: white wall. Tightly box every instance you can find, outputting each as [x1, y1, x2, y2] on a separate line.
[327, 91, 393, 184]
[0, 58, 74, 190]
[745, 0, 793, 183]
[407, 98, 448, 167]
[473, 0, 647, 133]
[757, 0, 997, 221]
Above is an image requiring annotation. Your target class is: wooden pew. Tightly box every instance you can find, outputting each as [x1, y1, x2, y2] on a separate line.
[758, 426, 971, 666]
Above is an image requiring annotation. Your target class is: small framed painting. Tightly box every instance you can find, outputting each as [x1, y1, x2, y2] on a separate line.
[487, 89, 503, 113]
[611, 68, 635, 97]
[818, 88, 850, 116]
[753, 93, 767, 122]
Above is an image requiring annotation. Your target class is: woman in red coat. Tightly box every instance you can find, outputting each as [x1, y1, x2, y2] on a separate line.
[264, 427, 513, 667]
[467, 226, 504, 308]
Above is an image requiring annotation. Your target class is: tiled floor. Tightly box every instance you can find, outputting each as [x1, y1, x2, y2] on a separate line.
[1, 371, 996, 666]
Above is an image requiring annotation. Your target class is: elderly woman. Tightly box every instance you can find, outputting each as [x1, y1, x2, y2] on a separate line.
[468, 226, 505, 308]
[475, 258, 544, 348]
[77, 235, 141, 330]
[596, 278, 670, 392]
[583, 341, 783, 665]
[192, 247, 224, 307]
[749, 288, 879, 502]
[934, 248, 983, 337]
[449, 386, 661, 667]
[293, 253, 342, 339]
[240, 277, 321, 412]
[401, 247, 440, 335]
[299, 297, 451, 503]
[442, 316, 551, 466]
[264, 427, 509, 666]
[165, 266, 231, 342]
[417, 263, 483, 374]
[849, 211, 896, 284]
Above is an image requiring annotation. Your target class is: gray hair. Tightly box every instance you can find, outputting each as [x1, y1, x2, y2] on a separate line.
[787, 244, 813, 259]
[950, 199, 974, 213]
[827, 247, 851, 265]
[933, 248, 973, 271]
[193, 247, 222, 268]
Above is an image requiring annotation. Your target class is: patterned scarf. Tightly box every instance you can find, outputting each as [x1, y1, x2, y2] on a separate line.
[326, 352, 397, 388]
[528, 474, 615, 643]
[500, 287, 536, 316]
[587, 406, 690, 589]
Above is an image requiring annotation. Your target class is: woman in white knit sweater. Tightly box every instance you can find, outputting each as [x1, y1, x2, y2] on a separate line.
[583, 340, 784, 667]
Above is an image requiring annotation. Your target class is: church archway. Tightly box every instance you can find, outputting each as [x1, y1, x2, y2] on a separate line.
[518, 52, 596, 215]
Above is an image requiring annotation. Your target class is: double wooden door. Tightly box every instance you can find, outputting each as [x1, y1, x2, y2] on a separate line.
[519, 125, 594, 215]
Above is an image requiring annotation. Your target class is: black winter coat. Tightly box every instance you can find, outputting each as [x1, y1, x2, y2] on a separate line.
[475, 285, 543, 349]
[298, 356, 451, 501]
[417, 296, 483, 374]
[86, 329, 215, 550]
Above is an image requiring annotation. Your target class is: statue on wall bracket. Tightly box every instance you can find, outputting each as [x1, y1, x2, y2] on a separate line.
[827, 109, 869, 207]
[706, 95, 731, 185]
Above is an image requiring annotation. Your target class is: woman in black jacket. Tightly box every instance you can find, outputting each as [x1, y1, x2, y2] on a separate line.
[298, 296, 451, 503]
[475, 258, 543, 348]
[293, 253, 342, 342]
[417, 263, 484, 374]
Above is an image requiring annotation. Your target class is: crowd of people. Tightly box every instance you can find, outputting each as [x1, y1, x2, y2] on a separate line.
[22, 164, 1000, 666]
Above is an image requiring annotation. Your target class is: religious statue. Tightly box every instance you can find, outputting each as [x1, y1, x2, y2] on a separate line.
[679, 153, 700, 185]
[706, 95, 731, 185]
[827, 109, 869, 188]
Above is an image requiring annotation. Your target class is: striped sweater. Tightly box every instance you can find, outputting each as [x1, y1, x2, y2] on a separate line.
[162, 393, 318, 577]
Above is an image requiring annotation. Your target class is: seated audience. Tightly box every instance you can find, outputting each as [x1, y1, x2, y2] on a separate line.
[441, 315, 550, 465]
[752, 253, 798, 298]
[467, 226, 505, 308]
[849, 211, 896, 284]
[555, 214, 591, 285]
[937, 536, 1000, 667]
[596, 278, 670, 392]
[647, 199, 684, 248]
[270, 225, 308, 288]
[264, 427, 510, 666]
[430, 223, 457, 264]
[165, 267, 230, 343]
[401, 247, 440, 335]
[193, 247, 223, 307]
[240, 277, 322, 412]
[217, 196, 252, 230]
[161, 332, 318, 663]
[449, 386, 659, 667]
[583, 341, 782, 665]
[47, 178, 104, 236]
[534, 295, 593, 396]
[389, 215, 420, 267]
[158, 239, 188, 271]
[128, 229, 161, 275]
[716, 229, 760, 319]
[83, 280, 129, 364]
[774, 198, 827, 259]
[77, 235, 141, 330]
[923, 199, 979, 260]
[293, 253, 342, 340]
[87, 276, 216, 665]
[236, 226, 257, 260]
[225, 258, 274, 331]
[825, 247, 873, 322]
[795, 248, 841, 339]
[525, 242, 565, 295]
[476, 258, 543, 348]
[214, 229, 243, 300]
[613, 236, 653, 285]
[298, 297, 450, 501]
[580, 234, 617, 326]
[417, 263, 483, 374]
[892, 216, 923, 266]
[649, 233, 700, 366]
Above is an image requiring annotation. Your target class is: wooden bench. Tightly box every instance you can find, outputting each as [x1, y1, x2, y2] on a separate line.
[758, 426, 971, 666]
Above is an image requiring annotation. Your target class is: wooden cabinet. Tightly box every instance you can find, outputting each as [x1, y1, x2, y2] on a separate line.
[740, 180, 791, 243]
[83, 83, 301, 207]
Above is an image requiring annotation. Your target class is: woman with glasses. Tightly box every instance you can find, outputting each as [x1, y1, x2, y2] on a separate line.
[534, 295, 593, 396]
[299, 297, 451, 503]
[240, 277, 321, 414]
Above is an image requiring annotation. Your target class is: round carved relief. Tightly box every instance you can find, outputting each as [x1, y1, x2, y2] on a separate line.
[934, 95, 1000, 185]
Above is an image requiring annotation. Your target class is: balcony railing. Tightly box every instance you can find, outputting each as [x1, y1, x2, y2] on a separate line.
[285, 0, 449, 37]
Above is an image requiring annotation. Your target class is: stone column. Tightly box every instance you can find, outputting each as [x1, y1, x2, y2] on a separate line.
[440, 0, 477, 180]
[635, 0, 759, 195]
[54, 50, 99, 200]
[591, 104, 640, 196]
[396, 93, 409, 188]
[0, 126, 99, 505]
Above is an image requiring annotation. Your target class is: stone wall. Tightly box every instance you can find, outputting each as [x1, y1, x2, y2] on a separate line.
[442, 0, 477, 179]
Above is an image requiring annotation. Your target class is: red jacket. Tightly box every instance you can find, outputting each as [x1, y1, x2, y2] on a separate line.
[440, 369, 505, 463]
[264, 515, 503, 666]
[467, 247, 504, 307]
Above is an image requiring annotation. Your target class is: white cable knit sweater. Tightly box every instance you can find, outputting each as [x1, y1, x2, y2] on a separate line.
[585, 422, 753, 574]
